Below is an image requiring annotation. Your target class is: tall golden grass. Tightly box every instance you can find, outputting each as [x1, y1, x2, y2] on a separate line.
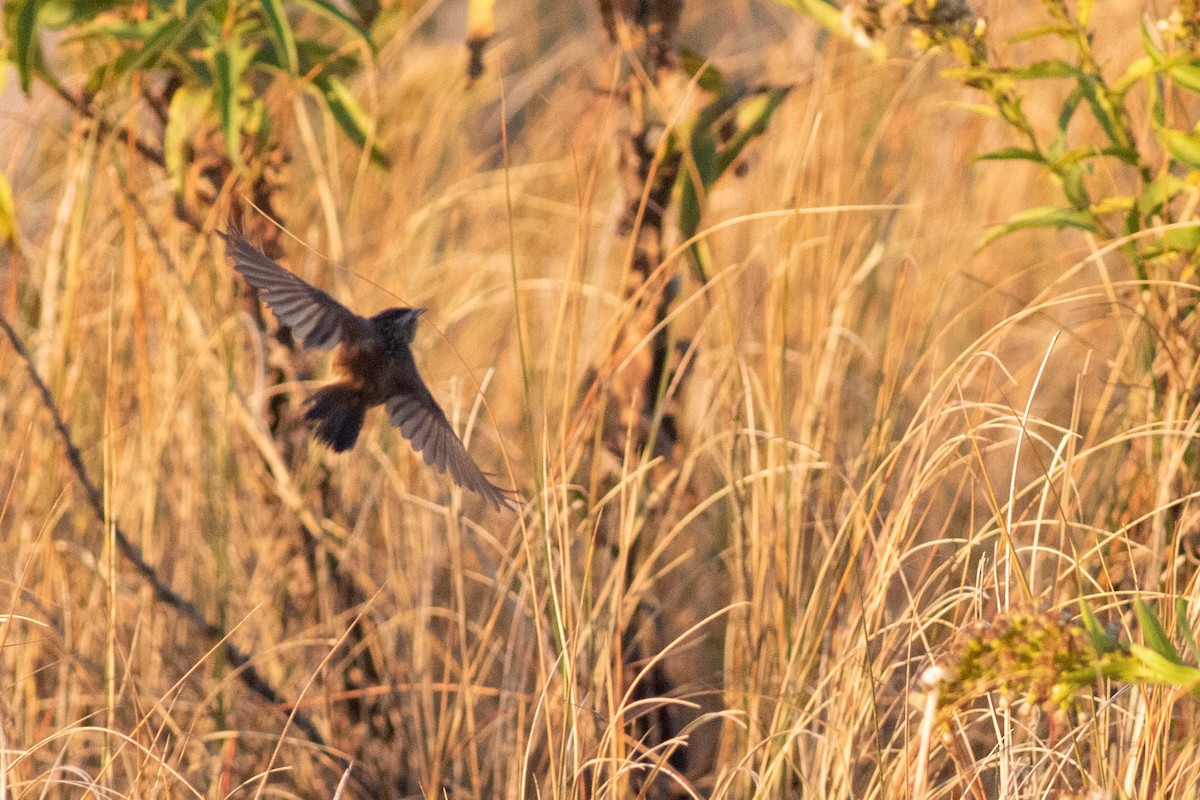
[2, 2, 1198, 797]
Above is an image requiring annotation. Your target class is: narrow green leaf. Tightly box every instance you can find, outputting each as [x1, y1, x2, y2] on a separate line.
[680, 127, 716, 282]
[14, 0, 41, 93]
[40, 0, 118, 28]
[68, 18, 152, 41]
[943, 100, 1000, 119]
[292, 0, 373, 51]
[1164, 128, 1200, 170]
[1134, 597, 1182, 663]
[1139, 175, 1185, 211]
[1165, 225, 1200, 252]
[293, 36, 359, 78]
[1151, 68, 1166, 128]
[1096, 652, 1149, 683]
[1008, 24, 1078, 43]
[1099, 146, 1140, 165]
[772, 0, 845, 35]
[1089, 195, 1133, 216]
[260, 0, 298, 73]
[313, 75, 390, 168]
[128, 16, 185, 74]
[214, 46, 243, 167]
[1079, 598, 1118, 652]
[974, 147, 1046, 163]
[1128, 644, 1200, 693]
[1114, 56, 1155, 96]
[1060, 162, 1089, 208]
[1052, 147, 1104, 167]
[772, 0, 886, 59]
[1169, 61, 1200, 93]
[185, 54, 212, 85]
[716, 86, 790, 175]
[1010, 59, 1077, 80]
[1057, 85, 1083, 132]
[941, 66, 1004, 86]
[1141, 16, 1166, 64]
[1077, 75, 1130, 149]
[1177, 598, 1200, 664]
[980, 206, 1095, 247]
[680, 48, 726, 95]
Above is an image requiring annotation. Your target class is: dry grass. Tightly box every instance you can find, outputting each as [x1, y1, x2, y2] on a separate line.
[2, 2, 1199, 798]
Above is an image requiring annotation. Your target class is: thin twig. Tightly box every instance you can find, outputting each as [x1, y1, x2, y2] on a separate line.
[0, 311, 327, 748]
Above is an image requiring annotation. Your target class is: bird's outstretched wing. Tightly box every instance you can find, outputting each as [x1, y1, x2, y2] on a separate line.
[386, 387, 516, 510]
[218, 230, 362, 350]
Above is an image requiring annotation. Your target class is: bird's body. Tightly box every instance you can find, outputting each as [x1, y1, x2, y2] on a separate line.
[218, 230, 513, 509]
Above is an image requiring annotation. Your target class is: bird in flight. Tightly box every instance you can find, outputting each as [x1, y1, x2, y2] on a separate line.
[218, 230, 514, 510]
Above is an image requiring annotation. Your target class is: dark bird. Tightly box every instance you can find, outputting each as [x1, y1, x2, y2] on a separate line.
[218, 230, 514, 510]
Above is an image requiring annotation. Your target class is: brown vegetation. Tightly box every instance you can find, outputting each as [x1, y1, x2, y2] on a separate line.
[1, 2, 1199, 798]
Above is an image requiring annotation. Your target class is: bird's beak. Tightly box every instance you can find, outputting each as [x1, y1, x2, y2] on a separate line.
[415, 307, 428, 317]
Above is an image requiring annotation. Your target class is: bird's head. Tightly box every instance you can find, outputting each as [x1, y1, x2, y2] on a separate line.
[373, 307, 427, 345]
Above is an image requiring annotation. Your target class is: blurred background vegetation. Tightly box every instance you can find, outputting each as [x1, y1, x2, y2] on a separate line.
[2, 0, 1200, 797]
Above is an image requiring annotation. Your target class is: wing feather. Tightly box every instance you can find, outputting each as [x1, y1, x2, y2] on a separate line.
[385, 388, 514, 510]
[218, 230, 362, 351]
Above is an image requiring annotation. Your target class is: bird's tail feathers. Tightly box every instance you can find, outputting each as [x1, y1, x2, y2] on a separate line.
[305, 384, 367, 452]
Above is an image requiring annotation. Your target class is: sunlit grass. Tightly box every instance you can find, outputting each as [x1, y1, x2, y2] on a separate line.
[2, 2, 1199, 798]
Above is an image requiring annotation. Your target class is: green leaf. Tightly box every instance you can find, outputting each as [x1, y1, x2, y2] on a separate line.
[292, 0, 373, 51]
[679, 127, 715, 282]
[1099, 146, 1140, 165]
[772, 0, 886, 59]
[14, 0, 41, 93]
[772, 0, 844, 34]
[716, 86, 790, 175]
[312, 75, 390, 168]
[1141, 16, 1166, 64]
[164, 85, 212, 195]
[980, 206, 1095, 247]
[679, 48, 726, 95]
[128, 16, 187, 74]
[39, 0, 117, 28]
[677, 85, 789, 282]
[1114, 56, 1155, 95]
[943, 100, 1000, 119]
[1164, 128, 1200, 170]
[1060, 162, 1089, 208]
[1079, 597, 1118, 652]
[1053, 146, 1103, 167]
[1009, 59, 1077, 80]
[942, 66, 1009, 87]
[1139, 175, 1185, 211]
[214, 45, 244, 167]
[1177, 598, 1200, 664]
[1169, 61, 1200, 93]
[1134, 597, 1182, 663]
[0, 170, 17, 243]
[1128, 644, 1200, 693]
[1165, 224, 1200, 252]
[260, 0, 298, 73]
[1008, 24, 1078, 43]
[974, 147, 1045, 163]
[1090, 195, 1133, 216]
[69, 16, 158, 42]
[293, 36, 359, 78]
[1077, 75, 1130, 149]
[1057, 85, 1083, 132]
